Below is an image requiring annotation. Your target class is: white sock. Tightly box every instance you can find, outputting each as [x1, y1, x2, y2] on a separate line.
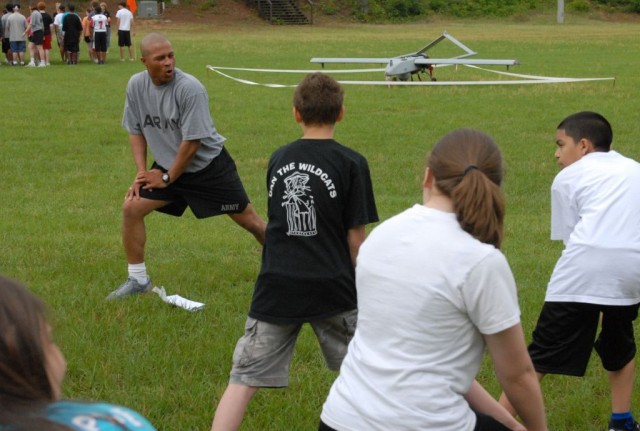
[128, 263, 149, 284]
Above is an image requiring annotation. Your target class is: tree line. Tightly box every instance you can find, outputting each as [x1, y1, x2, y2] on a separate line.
[319, 0, 640, 20]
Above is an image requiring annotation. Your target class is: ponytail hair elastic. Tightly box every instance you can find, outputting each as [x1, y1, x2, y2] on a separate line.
[463, 165, 479, 176]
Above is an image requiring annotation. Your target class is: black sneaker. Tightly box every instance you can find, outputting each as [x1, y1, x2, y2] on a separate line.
[609, 419, 640, 431]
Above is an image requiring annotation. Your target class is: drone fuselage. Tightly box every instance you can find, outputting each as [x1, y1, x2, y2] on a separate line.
[385, 56, 428, 81]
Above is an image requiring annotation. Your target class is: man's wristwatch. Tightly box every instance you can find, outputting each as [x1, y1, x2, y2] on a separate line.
[162, 172, 171, 185]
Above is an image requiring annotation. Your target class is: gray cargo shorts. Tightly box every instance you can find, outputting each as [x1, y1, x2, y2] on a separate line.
[229, 309, 357, 388]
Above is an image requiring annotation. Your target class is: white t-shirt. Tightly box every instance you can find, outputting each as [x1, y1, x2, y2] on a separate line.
[115, 7, 132, 30]
[91, 13, 108, 32]
[53, 11, 64, 34]
[546, 150, 640, 305]
[321, 204, 521, 431]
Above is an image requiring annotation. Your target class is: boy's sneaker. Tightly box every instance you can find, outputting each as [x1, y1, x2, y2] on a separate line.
[106, 277, 151, 300]
[609, 419, 640, 431]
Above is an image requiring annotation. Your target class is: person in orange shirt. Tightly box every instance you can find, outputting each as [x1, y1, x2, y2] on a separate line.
[81, 7, 95, 62]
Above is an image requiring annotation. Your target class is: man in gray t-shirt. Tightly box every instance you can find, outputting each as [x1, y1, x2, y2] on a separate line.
[107, 32, 266, 300]
[25, 4, 44, 66]
[6, 4, 26, 65]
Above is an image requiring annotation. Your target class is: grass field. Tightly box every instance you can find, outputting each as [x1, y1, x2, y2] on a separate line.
[1, 14, 640, 430]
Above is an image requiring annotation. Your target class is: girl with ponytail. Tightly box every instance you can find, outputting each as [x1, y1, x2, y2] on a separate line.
[320, 129, 547, 431]
[428, 128, 505, 248]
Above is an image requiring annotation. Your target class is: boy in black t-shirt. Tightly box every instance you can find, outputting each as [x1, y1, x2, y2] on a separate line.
[211, 72, 379, 431]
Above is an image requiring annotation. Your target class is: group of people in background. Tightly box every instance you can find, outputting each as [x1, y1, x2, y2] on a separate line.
[0, 0, 135, 66]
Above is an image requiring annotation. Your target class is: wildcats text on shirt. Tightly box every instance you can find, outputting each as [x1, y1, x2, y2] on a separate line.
[269, 162, 337, 198]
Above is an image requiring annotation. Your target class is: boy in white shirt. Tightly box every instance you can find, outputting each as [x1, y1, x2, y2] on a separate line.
[501, 111, 640, 431]
[91, 6, 108, 63]
[115, 0, 133, 61]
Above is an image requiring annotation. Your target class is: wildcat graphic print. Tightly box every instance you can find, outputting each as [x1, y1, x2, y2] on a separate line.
[282, 172, 317, 237]
[269, 160, 340, 237]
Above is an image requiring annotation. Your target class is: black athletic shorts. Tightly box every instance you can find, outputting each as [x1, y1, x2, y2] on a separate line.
[529, 301, 639, 376]
[117, 29, 131, 47]
[63, 37, 80, 53]
[2, 38, 11, 53]
[93, 32, 107, 52]
[31, 29, 44, 45]
[139, 147, 250, 218]
[319, 411, 511, 431]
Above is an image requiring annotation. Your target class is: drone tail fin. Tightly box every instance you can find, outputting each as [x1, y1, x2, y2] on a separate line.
[413, 32, 477, 59]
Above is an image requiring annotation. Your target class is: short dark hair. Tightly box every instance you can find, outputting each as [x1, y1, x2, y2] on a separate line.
[293, 72, 344, 126]
[94, 5, 101, 12]
[557, 111, 613, 152]
[68, 3, 75, 11]
[5, 2, 12, 11]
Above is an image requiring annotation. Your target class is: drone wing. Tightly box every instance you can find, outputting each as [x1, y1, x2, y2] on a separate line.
[414, 58, 519, 66]
[310, 32, 518, 69]
[310, 57, 392, 66]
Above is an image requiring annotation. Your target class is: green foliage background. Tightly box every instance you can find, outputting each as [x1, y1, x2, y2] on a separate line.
[322, 0, 640, 20]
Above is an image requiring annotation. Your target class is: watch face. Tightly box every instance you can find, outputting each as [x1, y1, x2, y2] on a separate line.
[162, 173, 170, 183]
